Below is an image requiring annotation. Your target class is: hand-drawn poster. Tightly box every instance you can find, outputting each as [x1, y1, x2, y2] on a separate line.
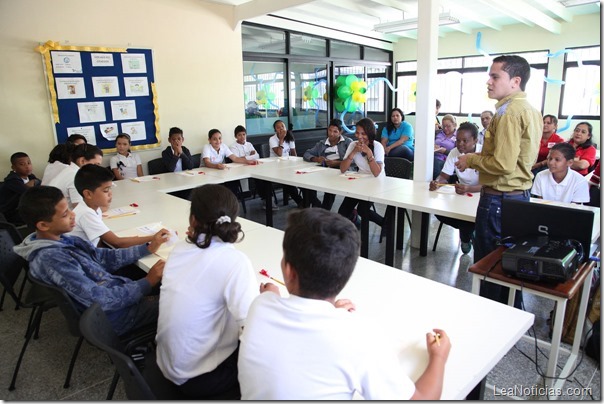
[56, 77, 86, 99]
[92, 76, 120, 97]
[111, 100, 137, 121]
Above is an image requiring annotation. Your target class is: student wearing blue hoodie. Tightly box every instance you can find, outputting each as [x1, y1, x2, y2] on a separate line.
[13, 186, 168, 335]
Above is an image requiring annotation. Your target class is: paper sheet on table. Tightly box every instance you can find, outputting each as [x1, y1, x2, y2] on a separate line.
[341, 172, 373, 179]
[103, 206, 140, 219]
[295, 166, 329, 174]
[436, 185, 456, 194]
[117, 222, 179, 259]
[278, 156, 303, 161]
[176, 170, 205, 176]
[259, 158, 277, 163]
[130, 175, 160, 182]
[225, 163, 246, 169]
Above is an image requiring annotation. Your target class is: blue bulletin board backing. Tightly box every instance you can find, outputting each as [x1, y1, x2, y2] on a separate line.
[36, 40, 160, 152]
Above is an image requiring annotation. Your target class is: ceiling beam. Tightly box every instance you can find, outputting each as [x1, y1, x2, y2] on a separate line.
[534, 0, 573, 21]
[441, 0, 502, 31]
[367, 0, 417, 14]
[234, 0, 315, 25]
[320, 0, 393, 20]
[478, 0, 561, 33]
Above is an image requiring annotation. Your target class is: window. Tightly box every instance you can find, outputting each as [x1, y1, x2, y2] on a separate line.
[243, 61, 288, 135]
[290, 34, 326, 57]
[396, 51, 548, 116]
[560, 46, 600, 118]
[330, 40, 361, 59]
[290, 63, 328, 129]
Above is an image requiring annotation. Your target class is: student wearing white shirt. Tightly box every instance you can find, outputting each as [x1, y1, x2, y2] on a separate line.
[531, 142, 590, 204]
[41, 144, 70, 185]
[337, 118, 386, 227]
[268, 120, 303, 207]
[202, 129, 258, 169]
[110, 133, 143, 180]
[48, 144, 103, 209]
[229, 125, 259, 161]
[156, 184, 257, 399]
[430, 122, 483, 254]
[238, 209, 451, 400]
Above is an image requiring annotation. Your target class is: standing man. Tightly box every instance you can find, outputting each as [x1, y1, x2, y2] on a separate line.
[456, 55, 542, 304]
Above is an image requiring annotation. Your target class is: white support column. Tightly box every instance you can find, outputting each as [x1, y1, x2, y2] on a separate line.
[411, 0, 439, 249]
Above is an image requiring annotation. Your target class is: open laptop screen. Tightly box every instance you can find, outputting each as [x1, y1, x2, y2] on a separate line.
[501, 199, 596, 262]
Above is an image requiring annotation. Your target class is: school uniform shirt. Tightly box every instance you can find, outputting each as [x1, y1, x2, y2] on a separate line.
[441, 144, 483, 185]
[568, 140, 597, 176]
[110, 152, 141, 179]
[238, 293, 416, 400]
[48, 162, 82, 208]
[202, 143, 232, 164]
[68, 203, 110, 247]
[343, 141, 386, 178]
[269, 135, 295, 158]
[41, 161, 68, 185]
[531, 169, 590, 204]
[229, 141, 260, 160]
[156, 236, 257, 386]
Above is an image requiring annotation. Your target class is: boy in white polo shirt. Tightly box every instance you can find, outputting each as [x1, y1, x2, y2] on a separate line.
[68, 164, 169, 248]
[238, 209, 451, 400]
[531, 142, 590, 204]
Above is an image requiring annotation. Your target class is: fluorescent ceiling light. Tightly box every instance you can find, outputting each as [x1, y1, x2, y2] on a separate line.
[374, 12, 460, 34]
[559, 0, 599, 6]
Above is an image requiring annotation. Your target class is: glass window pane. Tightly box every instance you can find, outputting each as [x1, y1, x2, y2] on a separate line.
[290, 63, 328, 130]
[243, 61, 288, 136]
[290, 34, 326, 57]
[437, 58, 462, 69]
[242, 25, 285, 54]
[464, 56, 491, 68]
[364, 47, 390, 62]
[460, 71, 494, 115]
[334, 66, 365, 128]
[561, 65, 601, 116]
[395, 75, 417, 114]
[397, 61, 417, 72]
[566, 46, 600, 62]
[367, 66, 387, 114]
[331, 40, 361, 59]
[436, 72, 462, 113]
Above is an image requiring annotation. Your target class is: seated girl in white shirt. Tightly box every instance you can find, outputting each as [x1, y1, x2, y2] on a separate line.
[531, 142, 590, 204]
[110, 133, 143, 180]
[202, 129, 258, 169]
[156, 184, 258, 399]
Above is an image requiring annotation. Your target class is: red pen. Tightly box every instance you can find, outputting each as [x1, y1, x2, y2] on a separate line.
[466, 193, 473, 197]
[130, 203, 138, 207]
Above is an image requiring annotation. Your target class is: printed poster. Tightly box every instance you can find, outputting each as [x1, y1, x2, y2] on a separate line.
[121, 53, 147, 74]
[66, 126, 96, 144]
[110, 100, 137, 121]
[123, 77, 149, 97]
[77, 101, 106, 123]
[91, 53, 114, 67]
[51, 51, 83, 74]
[92, 76, 120, 97]
[100, 123, 119, 140]
[121, 121, 146, 141]
[55, 77, 86, 99]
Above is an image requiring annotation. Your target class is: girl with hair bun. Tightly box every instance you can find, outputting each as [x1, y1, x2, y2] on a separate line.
[156, 184, 257, 399]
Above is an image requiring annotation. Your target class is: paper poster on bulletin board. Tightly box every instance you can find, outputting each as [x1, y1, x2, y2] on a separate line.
[36, 40, 160, 152]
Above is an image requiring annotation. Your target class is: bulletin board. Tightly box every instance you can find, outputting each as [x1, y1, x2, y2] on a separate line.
[36, 40, 160, 152]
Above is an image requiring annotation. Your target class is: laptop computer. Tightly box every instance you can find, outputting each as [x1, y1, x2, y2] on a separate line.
[501, 199, 596, 262]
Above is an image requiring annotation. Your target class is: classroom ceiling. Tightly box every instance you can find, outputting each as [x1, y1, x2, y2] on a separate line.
[206, 0, 600, 42]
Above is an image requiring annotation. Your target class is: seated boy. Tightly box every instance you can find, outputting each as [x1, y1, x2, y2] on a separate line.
[238, 209, 451, 400]
[68, 164, 169, 248]
[13, 186, 167, 335]
[161, 127, 193, 172]
[0, 152, 41, 225]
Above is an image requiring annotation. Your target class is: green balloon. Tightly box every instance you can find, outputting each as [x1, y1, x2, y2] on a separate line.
[334, 99, 345, 113]
[346, 101, 358, 112]
[336, 75, 347, 87]
[345, 74, 358, 86]
[337, 86, 352, 99]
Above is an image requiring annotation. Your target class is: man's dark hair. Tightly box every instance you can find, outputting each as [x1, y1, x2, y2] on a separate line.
[18, 186, 65, 229]
[74, 164, 114, 196]
[71, 144, 103, 163]
[48, 144, 70, 164]
[66, 134, 88, 145]
[457, 122, 479, 139]
[208, 129, 221, 139]
[282, 209, 360, 299]
[550, 142, 576, 161]
[493, 55, 531, 91]
[234, 125, 246, 136]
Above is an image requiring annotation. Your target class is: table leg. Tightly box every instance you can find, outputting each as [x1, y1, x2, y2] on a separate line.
[358, 201, 369, 258]
[547, 299, 566, 382]
[301, 188, 311, 208]
[396, 207, 404, 250]
[420, 212, 429, 256]
[265, 181, 273, 227]
[385, 205, 395, 267]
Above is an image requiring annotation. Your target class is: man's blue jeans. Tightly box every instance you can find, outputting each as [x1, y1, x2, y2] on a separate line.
[473, 189, 530, 306]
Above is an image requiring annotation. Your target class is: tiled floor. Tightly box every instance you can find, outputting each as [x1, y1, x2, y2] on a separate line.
[0, 192, 600, 400]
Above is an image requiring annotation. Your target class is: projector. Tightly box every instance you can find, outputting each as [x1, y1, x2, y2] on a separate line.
[502, 237, 580, 283]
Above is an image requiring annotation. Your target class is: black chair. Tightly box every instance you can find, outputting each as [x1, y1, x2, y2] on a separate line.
[192, 153, 202, 168]
[147, 158, 167, 175]
[80, 303, 185, 400]
[381, 157, 413, 246]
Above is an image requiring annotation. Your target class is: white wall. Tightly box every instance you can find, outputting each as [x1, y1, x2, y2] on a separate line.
[0, 0, 245, 175]
[393, 13, 601, 144]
